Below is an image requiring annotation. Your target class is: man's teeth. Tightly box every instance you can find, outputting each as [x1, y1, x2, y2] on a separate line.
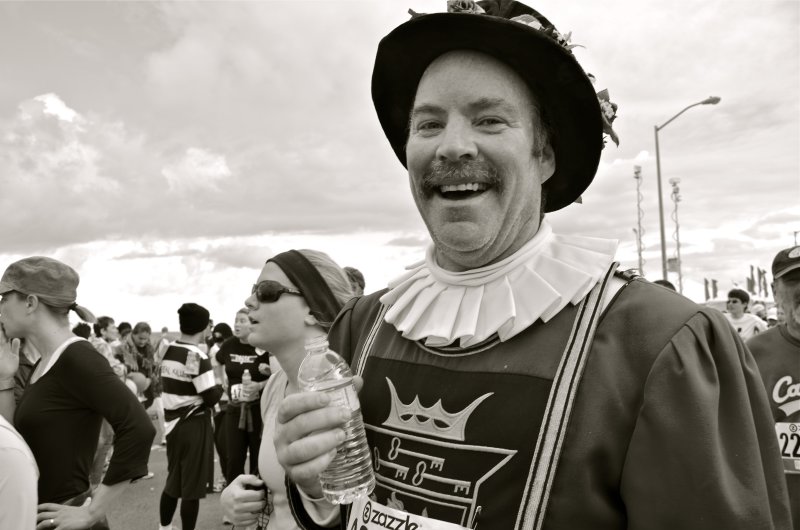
[439, 183, 487, 193]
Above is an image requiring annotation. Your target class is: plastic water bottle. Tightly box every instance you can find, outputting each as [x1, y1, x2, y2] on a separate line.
[297, 336, 375, 504]
[241, 369, 251, 401]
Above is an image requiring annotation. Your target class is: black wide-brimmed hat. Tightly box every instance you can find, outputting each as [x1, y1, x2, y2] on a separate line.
[372, 0, 618, 212]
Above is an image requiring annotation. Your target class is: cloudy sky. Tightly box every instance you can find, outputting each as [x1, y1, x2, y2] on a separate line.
[0, 0, 798, 330]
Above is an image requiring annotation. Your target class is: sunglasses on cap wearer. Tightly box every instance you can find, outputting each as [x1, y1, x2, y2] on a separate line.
[251, 280, 302, 303]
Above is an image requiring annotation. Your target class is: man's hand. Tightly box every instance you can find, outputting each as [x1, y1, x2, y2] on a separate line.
[273, 390, 355, 497]
[0, 326, 20, 381]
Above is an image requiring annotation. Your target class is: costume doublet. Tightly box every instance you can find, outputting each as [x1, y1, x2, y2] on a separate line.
[323, 280, 788, 529]
[290, 225, 790, 529]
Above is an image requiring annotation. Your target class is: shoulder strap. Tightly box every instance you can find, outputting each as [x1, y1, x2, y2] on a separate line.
[352, 301, 389, 378]
[517, 262, 618, 530]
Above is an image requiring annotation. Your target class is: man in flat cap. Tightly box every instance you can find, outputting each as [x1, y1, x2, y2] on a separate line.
[748, 247, 800, 529]
[273, 2, 790, 529]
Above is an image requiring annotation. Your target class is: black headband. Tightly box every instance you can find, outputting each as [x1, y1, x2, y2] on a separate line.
[268, 250, 342, 330]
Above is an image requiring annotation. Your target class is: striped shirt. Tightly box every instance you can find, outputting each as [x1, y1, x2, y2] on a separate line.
[160, 341, 217, 435]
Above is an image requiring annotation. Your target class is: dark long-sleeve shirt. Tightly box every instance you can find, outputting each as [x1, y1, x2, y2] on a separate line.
[15, 339, 155, 503]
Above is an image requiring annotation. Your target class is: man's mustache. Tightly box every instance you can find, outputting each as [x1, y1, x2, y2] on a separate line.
[421, 158, 501, 193]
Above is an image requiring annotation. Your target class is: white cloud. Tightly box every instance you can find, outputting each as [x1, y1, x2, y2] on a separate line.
[34, 93, 80, 123]
[162, 147, 231, 193]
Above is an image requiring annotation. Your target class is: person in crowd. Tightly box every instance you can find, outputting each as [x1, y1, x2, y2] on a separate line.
[221, 249, 353, 529]
[0, 256, 154, 529]
[751, 303, 767, 320]
[653, 279, 676, 291]
[0, 401, 38, 529]
[747, 246, 800, 528]
[115, 322, 160, 409]
[115, 321, 166, 455]
[72, 322, 92, 339]
[726, 288, 767, 340]
[344, 266, 366, 297]
[216, 308, 271, 484]
[115, 322, 131, 349]
[208, 322, 233, 495]
[90, 316, 119, 366]
[88, 314, 125, 489]
[158, 303, 223, 530]
[155, 326, 171, 363]
[209, 323, 233, 360]
[270, 3, 791, 529]
[767, 306, 781, 327]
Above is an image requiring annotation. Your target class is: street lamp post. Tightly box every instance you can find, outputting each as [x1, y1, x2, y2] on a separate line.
[633, 165, 645, 276]
[654, 96, 721, 280]
[669, 178, 683, 294]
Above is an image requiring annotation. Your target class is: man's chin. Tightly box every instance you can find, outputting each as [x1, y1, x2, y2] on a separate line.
[431, 226, 497, 270]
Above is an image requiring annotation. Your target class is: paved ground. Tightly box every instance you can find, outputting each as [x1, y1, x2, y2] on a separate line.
[106, 445, 229, 530]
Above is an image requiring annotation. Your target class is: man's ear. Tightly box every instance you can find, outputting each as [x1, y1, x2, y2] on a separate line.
[537, 143, 556, 184]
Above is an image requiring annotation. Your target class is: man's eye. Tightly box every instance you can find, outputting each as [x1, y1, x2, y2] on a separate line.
[417, 121, 442, 131]
[476, 117, 504, 126]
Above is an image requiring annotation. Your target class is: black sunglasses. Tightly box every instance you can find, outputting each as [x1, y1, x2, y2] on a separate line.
[251, 280, 302, 303]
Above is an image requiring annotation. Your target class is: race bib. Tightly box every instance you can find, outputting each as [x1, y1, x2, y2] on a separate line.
[776, 422, 800, 474]
[347, 496, 468, 530]
[185, 351, 200, 376]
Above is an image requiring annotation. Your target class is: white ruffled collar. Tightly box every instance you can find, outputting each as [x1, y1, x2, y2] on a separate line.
[379, 220, 619, 348]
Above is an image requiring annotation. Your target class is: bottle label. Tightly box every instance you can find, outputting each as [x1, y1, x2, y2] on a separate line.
[327, 384, 361, 413]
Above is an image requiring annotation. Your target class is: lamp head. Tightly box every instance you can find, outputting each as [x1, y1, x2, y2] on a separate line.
[702, 96, 721, 105]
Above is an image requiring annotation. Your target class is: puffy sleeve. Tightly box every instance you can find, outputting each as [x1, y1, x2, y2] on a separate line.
[620, 309, 792, 529]
[61, 345, 155, 485]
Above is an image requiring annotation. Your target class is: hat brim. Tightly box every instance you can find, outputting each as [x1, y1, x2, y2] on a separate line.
[372, 13, 603, 212]
[775, 262, 800, 279]
[0, 280, 17, 295]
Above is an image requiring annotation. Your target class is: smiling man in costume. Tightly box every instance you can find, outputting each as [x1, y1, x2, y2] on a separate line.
[271, 2, 791, 529]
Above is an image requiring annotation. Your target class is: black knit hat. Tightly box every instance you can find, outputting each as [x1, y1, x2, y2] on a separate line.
[371, 0, 619, 212]
[178, 303, 210, 335]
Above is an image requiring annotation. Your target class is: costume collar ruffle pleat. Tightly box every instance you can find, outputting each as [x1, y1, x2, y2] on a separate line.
[379, 220, 619, 348]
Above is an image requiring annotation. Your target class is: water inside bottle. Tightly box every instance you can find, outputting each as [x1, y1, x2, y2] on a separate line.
[319, 409, 376, 504]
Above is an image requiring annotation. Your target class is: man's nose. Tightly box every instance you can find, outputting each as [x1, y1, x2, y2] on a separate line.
[435, 118, 477, 162]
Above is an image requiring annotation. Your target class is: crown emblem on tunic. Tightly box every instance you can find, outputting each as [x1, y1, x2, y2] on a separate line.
[382, 378, 492, 441]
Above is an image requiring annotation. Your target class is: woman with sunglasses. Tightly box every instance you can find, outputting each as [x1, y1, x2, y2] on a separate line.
[221, 249, 353, 529]
[0, 256, 155, 529]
